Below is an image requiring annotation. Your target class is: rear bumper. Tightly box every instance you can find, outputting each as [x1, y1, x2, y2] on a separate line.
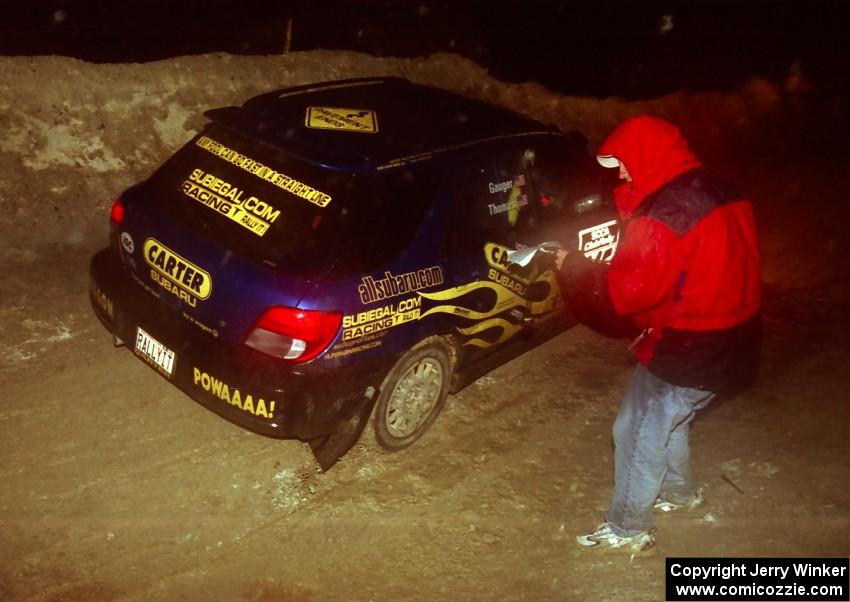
[89, 248, 384, 441]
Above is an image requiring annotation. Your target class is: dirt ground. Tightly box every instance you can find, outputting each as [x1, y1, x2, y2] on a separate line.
[3, 71, 850, 601]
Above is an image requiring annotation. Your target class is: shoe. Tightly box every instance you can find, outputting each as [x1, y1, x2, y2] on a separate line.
[576, 522, 656, 554]
[654, 487, 704, 513]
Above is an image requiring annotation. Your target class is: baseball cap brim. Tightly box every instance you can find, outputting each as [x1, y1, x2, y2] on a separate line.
[596, 155, 620, 168]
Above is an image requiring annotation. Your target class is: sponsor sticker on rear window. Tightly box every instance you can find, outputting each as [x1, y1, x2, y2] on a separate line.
[195, 136, 333, 208]
[181, 168, 280, 237]
[306, 106, 378, 133]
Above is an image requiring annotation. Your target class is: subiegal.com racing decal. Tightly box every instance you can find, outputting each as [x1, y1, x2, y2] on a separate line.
[181, 168, 281, 237]
[341, 297, 422, 341]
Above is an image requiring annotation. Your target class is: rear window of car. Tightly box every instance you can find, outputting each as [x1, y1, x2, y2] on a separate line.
[144, 123, 438, 277]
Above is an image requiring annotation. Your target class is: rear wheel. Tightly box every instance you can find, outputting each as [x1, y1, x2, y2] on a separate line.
[372, 338, 453, 451]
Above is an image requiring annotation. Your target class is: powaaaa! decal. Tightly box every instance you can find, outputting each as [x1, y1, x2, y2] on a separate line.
[143, 238, 212, 307]
[193, 368, 276, 419]
[195, 136, 333, 208]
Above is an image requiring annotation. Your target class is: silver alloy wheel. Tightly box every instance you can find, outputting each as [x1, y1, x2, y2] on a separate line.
[385, 357, 443, 438]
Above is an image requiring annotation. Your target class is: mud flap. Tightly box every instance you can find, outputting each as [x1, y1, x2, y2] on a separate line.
[307, 396, 375, 471]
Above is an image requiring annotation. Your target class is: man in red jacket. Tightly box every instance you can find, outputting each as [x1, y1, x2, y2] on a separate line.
[558, 115, 761, 555]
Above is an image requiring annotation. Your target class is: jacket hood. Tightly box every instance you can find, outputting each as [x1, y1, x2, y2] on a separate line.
[597, 115, 701, 217]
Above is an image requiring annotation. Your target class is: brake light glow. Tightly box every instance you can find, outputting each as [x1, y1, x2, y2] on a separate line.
[245, 306, 342, 363]
[110, 198, 125, 224]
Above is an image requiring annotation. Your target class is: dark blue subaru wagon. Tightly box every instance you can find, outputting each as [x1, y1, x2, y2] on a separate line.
[89, 77, 619, 469]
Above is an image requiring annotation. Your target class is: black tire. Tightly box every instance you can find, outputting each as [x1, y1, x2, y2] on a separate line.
[371, 337, 453, 451]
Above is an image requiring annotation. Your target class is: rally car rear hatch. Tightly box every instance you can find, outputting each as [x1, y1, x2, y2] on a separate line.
[117, 183, 313, 349]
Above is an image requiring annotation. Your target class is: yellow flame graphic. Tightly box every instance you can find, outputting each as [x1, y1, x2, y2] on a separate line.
[458, 318, 524, 348]
[419, 280, 524, 321]
[418, 269, 560, 349]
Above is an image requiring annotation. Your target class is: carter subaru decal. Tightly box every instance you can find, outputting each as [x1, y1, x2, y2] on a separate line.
[485, 243, 533, 282]
[143, 238, 212, 306]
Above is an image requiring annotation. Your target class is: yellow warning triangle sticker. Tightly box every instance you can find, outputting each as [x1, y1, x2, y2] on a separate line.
[305, 107, 379, 133]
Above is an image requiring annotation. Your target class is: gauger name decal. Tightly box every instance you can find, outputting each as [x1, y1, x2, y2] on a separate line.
[195, 136, 332, 207]
[358, 266, 444, 304]
[488, 174, 525, 195]
[182, 168, 280, 237]
[143, 238, 212, 307]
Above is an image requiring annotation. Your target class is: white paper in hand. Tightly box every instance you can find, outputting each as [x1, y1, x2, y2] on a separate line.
[506, 241, 562, 267]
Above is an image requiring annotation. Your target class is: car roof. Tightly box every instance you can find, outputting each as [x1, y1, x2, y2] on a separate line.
[204, 77, 573, 173]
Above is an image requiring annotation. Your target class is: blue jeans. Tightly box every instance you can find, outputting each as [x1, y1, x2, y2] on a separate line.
[606, 364, 715, 536]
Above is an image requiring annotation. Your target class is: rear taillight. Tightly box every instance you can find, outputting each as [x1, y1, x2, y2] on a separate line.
[244, 306, 342, 363]
[110, 198, 125, 225]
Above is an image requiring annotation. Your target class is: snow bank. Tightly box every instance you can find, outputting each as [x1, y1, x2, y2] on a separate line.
[0, 51, 822, 255]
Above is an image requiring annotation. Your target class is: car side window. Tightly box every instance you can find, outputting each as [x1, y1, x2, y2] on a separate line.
[453, 150, 540, 253]
[525, 142, 610, 237]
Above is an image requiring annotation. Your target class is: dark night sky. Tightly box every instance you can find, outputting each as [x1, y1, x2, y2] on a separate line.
[3, 0, 850, 99]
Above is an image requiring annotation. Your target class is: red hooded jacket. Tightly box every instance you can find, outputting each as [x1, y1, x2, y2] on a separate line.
[561, 116, 761, 392]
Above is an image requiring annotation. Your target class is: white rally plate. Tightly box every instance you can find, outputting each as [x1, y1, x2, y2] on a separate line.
[134, 326, 176, 377]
